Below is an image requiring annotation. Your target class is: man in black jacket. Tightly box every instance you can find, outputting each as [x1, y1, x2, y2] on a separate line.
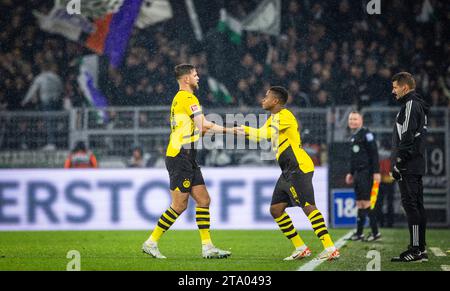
[390, 72, 429, 262]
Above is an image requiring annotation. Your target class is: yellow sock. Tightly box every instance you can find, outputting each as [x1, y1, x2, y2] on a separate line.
[149, 225, 165, 242]
[149, 207, 179, 242]
[290, 234, 306, 249]
[275, 212, 305, 248]
[320, 234, 334, 249]
[196, 207, 212, 245]
[307, 209, 335, 249]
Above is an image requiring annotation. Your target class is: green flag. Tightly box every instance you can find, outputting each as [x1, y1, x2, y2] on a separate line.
[217, 8, 242, 45]
[207, 76, 233, 104]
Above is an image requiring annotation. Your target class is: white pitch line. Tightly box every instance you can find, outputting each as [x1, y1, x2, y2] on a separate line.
[297, 230, 353, 271]
[430, 247, 446, 257]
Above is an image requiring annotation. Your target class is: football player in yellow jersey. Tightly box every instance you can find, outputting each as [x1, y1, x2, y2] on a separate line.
[142, 64, 234, 259]
[236, 86, 340, 261]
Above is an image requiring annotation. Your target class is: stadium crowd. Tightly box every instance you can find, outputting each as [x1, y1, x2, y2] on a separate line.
[0, 0, 446, 235]
[1, 0, 449, 112]
[0, 0, 449, 167]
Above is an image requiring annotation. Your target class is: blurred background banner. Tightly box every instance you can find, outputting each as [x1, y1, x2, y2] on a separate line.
[34, 0, 144, 67]
[1, 0, 449, 228]
[137, 0, 173, 29]
[0, 167, 328, 231]
[242, 0, 281, 36]
[77, 54, 109, 122]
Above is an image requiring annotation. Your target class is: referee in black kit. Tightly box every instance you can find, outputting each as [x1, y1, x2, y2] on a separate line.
[390, 72, 429, 262]
[345, 111, 381, 242]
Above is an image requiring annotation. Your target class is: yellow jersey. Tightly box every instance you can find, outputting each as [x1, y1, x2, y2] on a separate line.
[166, 90, 202, 157]
[243, 108, 314, 173]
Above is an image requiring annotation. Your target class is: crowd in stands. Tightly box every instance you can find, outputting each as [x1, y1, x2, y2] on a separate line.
[0, 0, 449, 166]
[1, 0, 449, 113]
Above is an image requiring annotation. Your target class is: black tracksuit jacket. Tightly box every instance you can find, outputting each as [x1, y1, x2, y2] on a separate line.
[392, 90, 430, 176]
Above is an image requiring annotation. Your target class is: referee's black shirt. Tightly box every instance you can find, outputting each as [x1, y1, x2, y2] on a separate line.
[350, 127, 380, 175]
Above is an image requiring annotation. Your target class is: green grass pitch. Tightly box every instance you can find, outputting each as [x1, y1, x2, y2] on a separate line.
[0, 228, 448, 271]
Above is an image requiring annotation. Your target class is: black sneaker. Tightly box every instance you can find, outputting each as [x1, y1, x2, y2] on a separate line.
[391, 248, 422, 262]
[420, 250, 428, 262]
[408, 245, 428, 262]
[348, 233, 364, 241]
[364, 232, 382, 242]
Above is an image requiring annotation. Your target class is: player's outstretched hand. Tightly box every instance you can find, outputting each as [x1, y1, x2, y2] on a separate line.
[233, 126, 246, 135]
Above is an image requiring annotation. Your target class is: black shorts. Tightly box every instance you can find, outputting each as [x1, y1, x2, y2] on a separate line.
[165, 156, 205, 193]
[272, 171, 315, 208]
[354, 169, 373, 201]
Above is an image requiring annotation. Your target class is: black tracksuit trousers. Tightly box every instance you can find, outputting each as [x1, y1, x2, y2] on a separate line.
[397, 174, 427, 250]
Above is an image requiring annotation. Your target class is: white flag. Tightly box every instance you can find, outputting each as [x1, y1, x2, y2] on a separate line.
[33, 2, 91, 42]
[242, 0, 281, 36]
[136, 0, 173, 29]
[416, 0, 434, 23]
[59, 0, 125, 19]
[77, 54, 108, 123]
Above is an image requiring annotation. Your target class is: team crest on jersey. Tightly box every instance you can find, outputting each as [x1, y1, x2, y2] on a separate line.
[353, 145, 360, 153]
[183, 179, 191, 188]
